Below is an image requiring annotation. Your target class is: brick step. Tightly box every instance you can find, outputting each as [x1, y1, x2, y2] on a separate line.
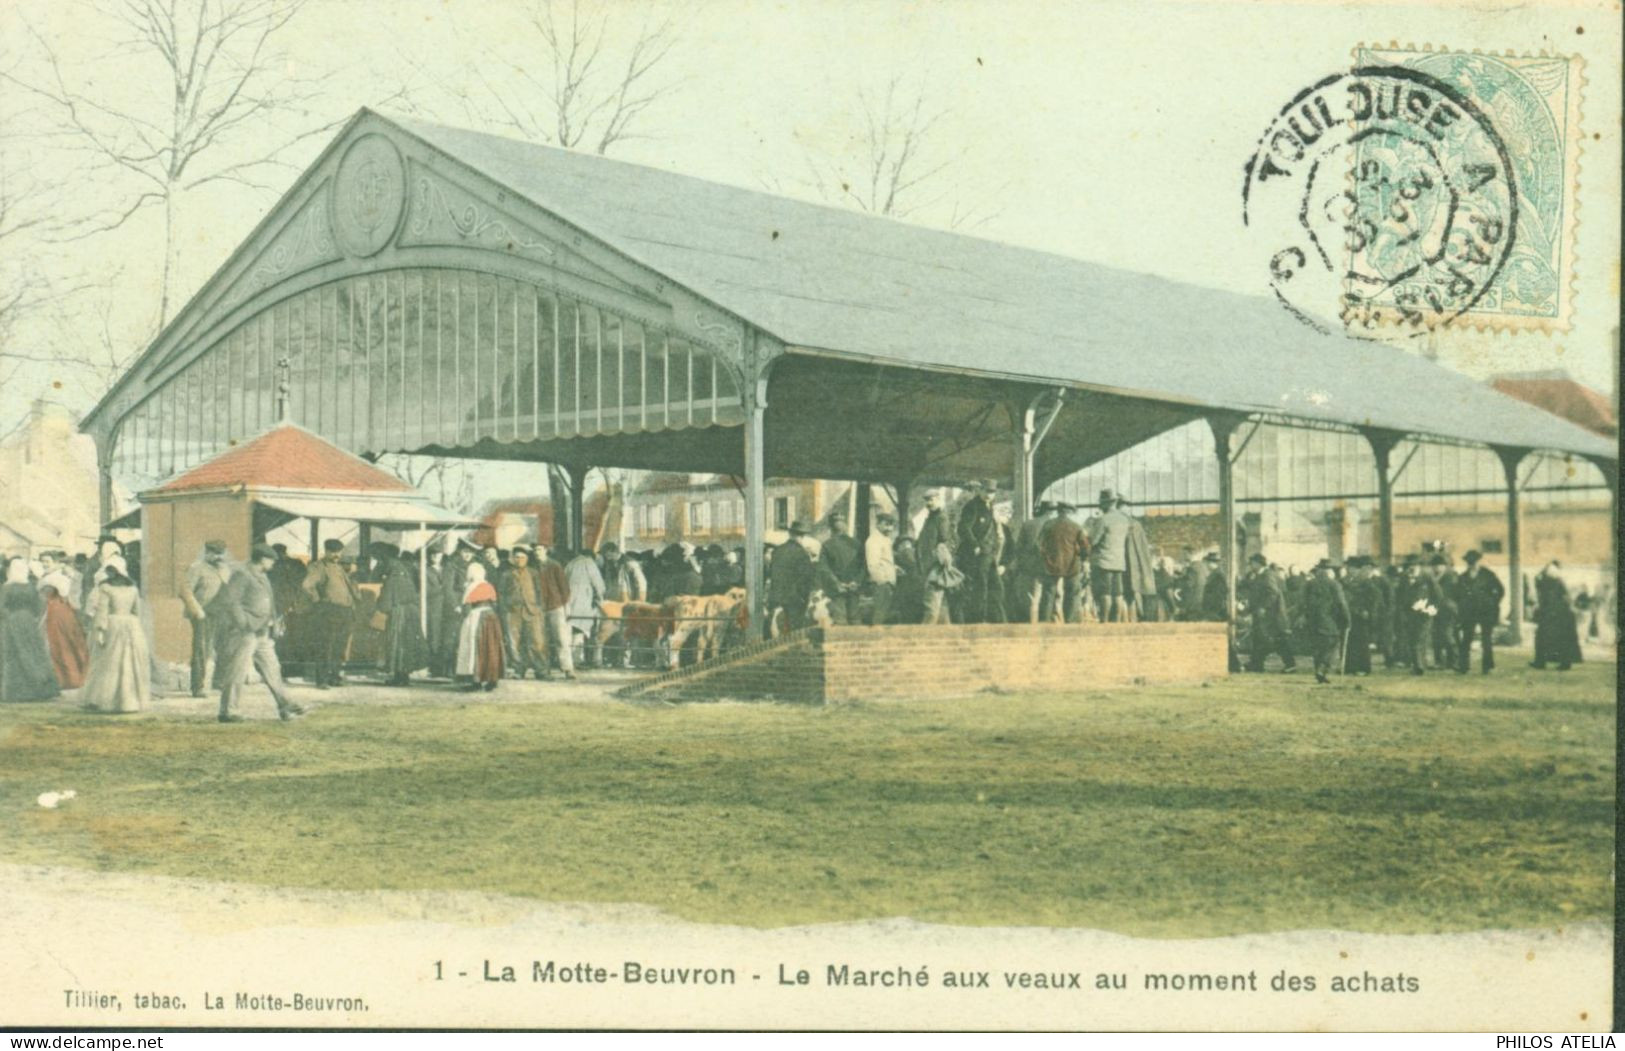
[615, 628, 820, 701]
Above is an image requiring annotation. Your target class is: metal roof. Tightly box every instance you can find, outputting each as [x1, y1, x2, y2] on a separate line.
[395, 114, 1616, 462]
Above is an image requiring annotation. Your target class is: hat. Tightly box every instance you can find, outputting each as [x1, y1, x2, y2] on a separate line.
[964, 480, 984, 492]
[1401, 554, 1420, 566]
[1312, 558, 1337, 572]
[1056, 501, 1076, 512]
[1463, 549, 1483, 564]
[323, 538, 345, 553]
[1203, 551, 1220, 563]
[600, 542, 620, 555]
[203, 539, 227, 554]
[1428, 553, 1448, 567]
[980, 479, 999, 492]
[1034, 501, 1054, 514]
[788, 519, 813, 536]
[251, 543, 278, 563]
[1247, 553, 1267, 566]
[1098, 488, 1118, 504]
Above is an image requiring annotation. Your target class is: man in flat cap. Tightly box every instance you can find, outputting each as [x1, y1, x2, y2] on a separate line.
[1303, 558, 1350, 684]
[180, 539, 234, 697]
[955, 480, 1003, 623]
[218, 544, 305, 722]
[1039, 501, 1088, 623]
[302, 537, 359, 688]
[820, 511, 864, 626]
[1455, 549, 1505, 673]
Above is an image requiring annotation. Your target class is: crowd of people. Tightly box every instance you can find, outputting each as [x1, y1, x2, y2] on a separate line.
[0, 538, 153, 711]
[0, 484, 1609, 709]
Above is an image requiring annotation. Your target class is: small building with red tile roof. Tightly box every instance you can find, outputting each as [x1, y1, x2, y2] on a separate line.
[133, 422, 476, 664]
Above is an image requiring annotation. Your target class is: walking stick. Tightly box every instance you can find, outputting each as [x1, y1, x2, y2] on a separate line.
[1340, 626, 1350, 675]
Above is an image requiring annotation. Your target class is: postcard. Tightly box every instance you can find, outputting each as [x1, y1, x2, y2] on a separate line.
[0, 0, 1617, 1033]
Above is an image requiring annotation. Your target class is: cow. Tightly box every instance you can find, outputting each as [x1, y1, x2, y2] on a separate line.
[593, 599, 667, 669]
[661, 587, 747, 669]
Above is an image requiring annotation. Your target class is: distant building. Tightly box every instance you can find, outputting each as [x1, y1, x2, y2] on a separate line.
[1047, 370, 1614, 588]
[473, 486, 618, 552]
[0, 399, 115, 558]
[624, 474, 883, 549]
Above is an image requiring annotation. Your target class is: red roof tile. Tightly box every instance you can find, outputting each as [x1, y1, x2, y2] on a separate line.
[154, 424, 413, 494]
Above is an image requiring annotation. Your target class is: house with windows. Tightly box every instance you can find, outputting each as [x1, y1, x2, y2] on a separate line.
[624, 474, 867, 550]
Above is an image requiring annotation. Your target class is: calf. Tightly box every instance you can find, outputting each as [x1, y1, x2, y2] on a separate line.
[595, 599, 668, 669]
[661, 587, 747, 669]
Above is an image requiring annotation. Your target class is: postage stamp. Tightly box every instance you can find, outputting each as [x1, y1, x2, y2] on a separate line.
[1352, 45, 1585, 333]
[1242, 47, 1584, 337]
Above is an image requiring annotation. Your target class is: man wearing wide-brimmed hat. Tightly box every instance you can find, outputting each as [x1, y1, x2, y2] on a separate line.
[1303, 558, 1350, 684]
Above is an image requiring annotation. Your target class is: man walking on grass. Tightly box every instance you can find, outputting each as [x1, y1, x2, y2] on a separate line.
[218, 545, 306, 723]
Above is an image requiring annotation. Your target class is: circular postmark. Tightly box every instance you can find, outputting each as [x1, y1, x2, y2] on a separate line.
[1242, 66, 1518, 338]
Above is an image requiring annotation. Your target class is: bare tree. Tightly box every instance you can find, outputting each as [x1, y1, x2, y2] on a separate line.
[0, 0, 333, 329]
[788, 76, 1002, 230]
[463, 0, 682, 157]
[378, 454, 476, 516]
[452, 0, 681, 544]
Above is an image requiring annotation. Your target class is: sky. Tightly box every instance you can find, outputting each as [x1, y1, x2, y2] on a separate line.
[0, 0, 1618, 447]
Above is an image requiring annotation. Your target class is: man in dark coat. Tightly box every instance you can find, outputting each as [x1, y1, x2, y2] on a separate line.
[424, 548, 454, 677]
[301, 538, 359, 688]
[1244, 554, 1296, 672]
[1303, 559, 1351, 683]
[1012, 502, 1055, 623]
[1378, 564, 1400, 667]
[377, 551, 430, 686]
[954, 481, 1003, 623]
[820, 511, 864, 625]
[1039, 502, 1088, 623]
[1395, 556, 1442, 674]
[1342, 556, 1382, 676]
[1454, 549, 1505, 673]
[1428, 553, 1460, 670]
[767, 521, 815, 633]
[1199, 556, 1242, 672]
[1175, 549, 1210, 622]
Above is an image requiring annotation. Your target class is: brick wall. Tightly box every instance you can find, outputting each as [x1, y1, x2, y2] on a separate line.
[819, 623, 1226, 702]
[624, 622, 1227, 704]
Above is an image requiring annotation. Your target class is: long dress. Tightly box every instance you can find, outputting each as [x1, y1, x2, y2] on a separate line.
[0, 582, 61, 702]
[1532, 573, 1583, 668]
[377, 563, 430, 682]
[454, 582, 506, 686]
[79, 583, 151, 713]
[41, 584, 90, 690]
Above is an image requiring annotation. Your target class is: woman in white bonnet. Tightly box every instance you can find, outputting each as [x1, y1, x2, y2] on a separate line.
[79, 555, 151, 713]
[1, 556, 61, 703]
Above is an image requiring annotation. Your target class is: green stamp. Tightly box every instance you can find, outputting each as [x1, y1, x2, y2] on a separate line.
[1353, 46, 1584, 331]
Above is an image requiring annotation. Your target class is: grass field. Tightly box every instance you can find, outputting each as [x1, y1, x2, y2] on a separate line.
[0, 659, 1613, 937]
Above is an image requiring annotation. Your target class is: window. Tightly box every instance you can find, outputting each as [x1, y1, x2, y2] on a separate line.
[773, 495, 794, 530]
[650, 504, 666, 533]
[1480, 539, 1503, 554]
[689, 500, 710, 533]
[717, 498, 744, 529]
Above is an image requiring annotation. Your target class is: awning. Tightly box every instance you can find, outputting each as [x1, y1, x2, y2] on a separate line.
[252, 493, 482, 529]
